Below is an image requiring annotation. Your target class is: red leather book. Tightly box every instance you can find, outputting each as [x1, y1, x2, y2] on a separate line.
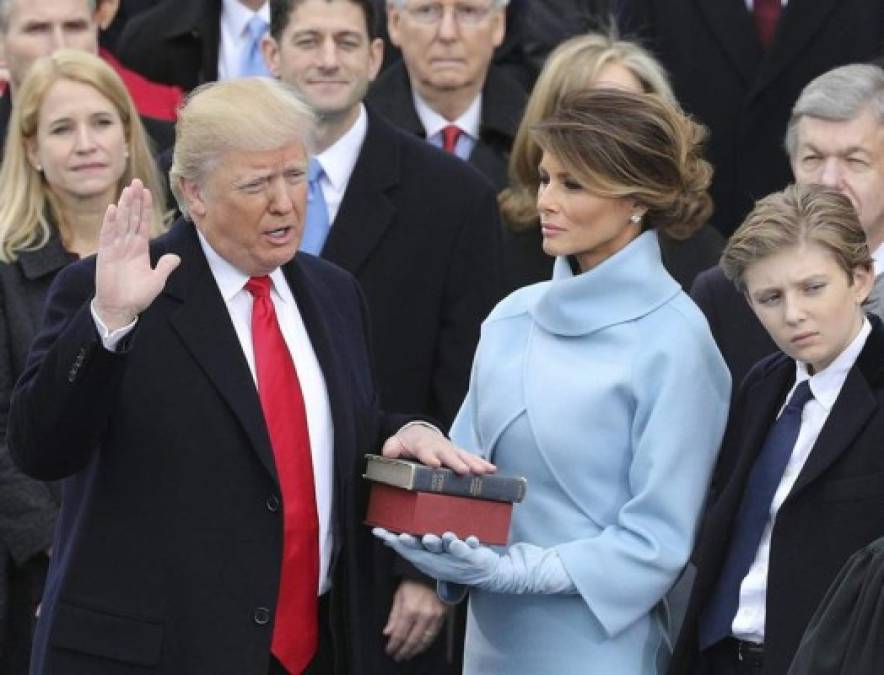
[365, 483, 513, 545]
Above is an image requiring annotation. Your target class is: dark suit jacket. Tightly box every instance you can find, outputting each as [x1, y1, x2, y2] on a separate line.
[318, 109, 500, 673]
[367, 61, 526, 191]
[116, 0, 220, 92]
[0, 233, 73, 673]
[623, 0, 884, 236]
[690, 265, 777, 389]
[669, 317, 884, 675]
[8, 218, 412, 675]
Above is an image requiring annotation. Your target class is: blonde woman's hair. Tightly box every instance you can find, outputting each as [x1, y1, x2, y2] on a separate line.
[532, 88, 713, 239]
[169, 77, 316, 219]
[721, 184, 873, 292]
[500, 31, 674, 229]
[0, 49, 168, 262]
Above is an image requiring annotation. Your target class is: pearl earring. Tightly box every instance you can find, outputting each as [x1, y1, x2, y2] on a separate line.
[629, 213, 642, 224]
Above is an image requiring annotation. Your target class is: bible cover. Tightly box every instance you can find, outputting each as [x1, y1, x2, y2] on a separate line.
[363, 454, 527, 503]
[365, 483, 513, 545]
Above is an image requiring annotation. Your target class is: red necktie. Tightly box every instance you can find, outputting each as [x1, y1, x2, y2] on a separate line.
[441, 124, 462, 154]
[246, 276, 319, 674]
[753, 0, 782, 49]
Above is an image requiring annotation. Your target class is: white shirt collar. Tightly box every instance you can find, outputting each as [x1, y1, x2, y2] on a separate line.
[793, 317, 871, 411]
[412, 89, 482, 141]
[314, 104, 368, 194]
[196, 228, 290, 305]
[871, 241, 884, 278]
[221, 0, 270, 39]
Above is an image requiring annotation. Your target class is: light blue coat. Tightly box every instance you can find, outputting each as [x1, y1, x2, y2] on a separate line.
[449, 232, 731, 674]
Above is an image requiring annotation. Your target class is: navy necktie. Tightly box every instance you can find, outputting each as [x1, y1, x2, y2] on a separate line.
[699, 379, 814, 649]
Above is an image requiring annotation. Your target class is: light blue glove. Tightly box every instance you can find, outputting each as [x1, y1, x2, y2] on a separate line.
[373, 528, 577, 595]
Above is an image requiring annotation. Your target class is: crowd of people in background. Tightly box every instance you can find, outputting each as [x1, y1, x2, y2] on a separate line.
[1, 0, 883, 674]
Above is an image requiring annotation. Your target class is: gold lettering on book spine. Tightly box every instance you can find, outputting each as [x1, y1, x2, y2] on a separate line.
[469, 476, 482, 497]
[431, 474, 445, 492]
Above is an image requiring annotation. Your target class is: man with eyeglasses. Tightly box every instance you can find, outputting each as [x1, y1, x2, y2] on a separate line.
[367, 0, 525, 190]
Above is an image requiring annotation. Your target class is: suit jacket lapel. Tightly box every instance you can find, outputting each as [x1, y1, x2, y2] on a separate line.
[281, 258, 355, 490]
[321, 111, 397, 274]
[788, 320, 884, 498]
[695, 0, 763, 87]
[751, 0, 840, 98]
[162, 220, 279, 483]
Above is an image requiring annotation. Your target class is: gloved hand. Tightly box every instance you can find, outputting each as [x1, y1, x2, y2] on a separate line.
[373, 528, 576, 595]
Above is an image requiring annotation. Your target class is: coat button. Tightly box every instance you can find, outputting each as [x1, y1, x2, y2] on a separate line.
[253, 607, 270, 625]
[266, 495, 280, 513]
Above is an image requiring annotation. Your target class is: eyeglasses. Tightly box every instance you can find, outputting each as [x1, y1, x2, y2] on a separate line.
[403, 2, 496, 27]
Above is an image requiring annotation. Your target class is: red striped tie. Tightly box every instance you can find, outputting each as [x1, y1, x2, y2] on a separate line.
[442, 124, 462, 154]
[246, 276, 319, 674]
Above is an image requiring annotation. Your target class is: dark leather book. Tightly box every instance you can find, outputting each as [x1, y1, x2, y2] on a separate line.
[363, 454, 527, 503]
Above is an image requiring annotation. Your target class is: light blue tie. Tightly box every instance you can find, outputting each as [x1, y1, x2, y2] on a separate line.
[300, 158, 330, 255]
[239, 15, 270, 77]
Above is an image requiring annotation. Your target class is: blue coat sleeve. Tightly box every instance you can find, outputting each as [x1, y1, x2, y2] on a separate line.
[555, 321, 730, 638]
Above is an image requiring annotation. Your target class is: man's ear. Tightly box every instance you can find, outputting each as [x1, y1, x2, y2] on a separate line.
[367, 37, 384, 81]
[261, 35, 281, 78]
[93, 0, 121, 31]
[180, 178, 208, 220]
[387, 4, 403, 47]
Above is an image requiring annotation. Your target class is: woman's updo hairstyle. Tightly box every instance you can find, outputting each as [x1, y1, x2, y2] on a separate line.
[531, 89, 713, 240]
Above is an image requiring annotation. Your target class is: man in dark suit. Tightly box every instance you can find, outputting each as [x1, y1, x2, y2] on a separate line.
[7, 76, 490, 675]
[261, 0, 501, 670]
[366, 0, 525, 190]
[0, 0, 175, 154]
[691, 63, 884, 389]
[669, 185, 884, 675]
[623, 0, 884, 237]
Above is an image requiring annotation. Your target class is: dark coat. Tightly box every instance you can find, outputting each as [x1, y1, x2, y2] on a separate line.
[367, 61, 526, 191]
[690, 264, 777, 389]
[8, 219, 414, 675]
[323, 109, 501, 426]
[0, 233, 73, 673]
[501, 223, 724, 295]
[116, 0, 220, 92]
[318, 108, 501, 675]
[669, 317, 884, 675]
[622, 0, 884, 236]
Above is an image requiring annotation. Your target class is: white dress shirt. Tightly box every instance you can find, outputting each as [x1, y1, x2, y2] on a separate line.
[731, 318, 872, 642]
[413, 89, 481, 161]
[744, 0, 788, 8]
[313, 104, 368, 225]
[217, 0, 271, 80]
[92, 231, 335, 595]
[872, 242, 884, 279]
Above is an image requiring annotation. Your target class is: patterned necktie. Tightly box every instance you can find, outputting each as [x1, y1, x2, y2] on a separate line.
[300, 158, 330, 255]
[753, 0, 782, 49]
[239, 15, 270, 77]
[245, 276, 319, 674]
[699, 380, 814, 649]
[441, 124, 462, 154]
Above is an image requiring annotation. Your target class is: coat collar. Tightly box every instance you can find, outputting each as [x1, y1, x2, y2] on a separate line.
[531, 231, 681, 336]
[17, 227, 76, 281]
[368, 61, 525, 144]
[0, 91, 11, 156]
[320, 108, 398, 274]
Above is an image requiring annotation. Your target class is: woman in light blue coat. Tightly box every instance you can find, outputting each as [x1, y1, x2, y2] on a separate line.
[375, 89, 731, 674]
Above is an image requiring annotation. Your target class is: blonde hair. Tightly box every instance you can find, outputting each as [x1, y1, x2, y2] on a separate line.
[721, 184, 873, 292]
[0, 50, 168, 262]
[169, 77, 316, 219]
[532, 88, 713, 239]
[499, 32, 674, 229]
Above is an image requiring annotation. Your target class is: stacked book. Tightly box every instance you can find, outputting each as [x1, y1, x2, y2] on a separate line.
[363, 454, 528, 545]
